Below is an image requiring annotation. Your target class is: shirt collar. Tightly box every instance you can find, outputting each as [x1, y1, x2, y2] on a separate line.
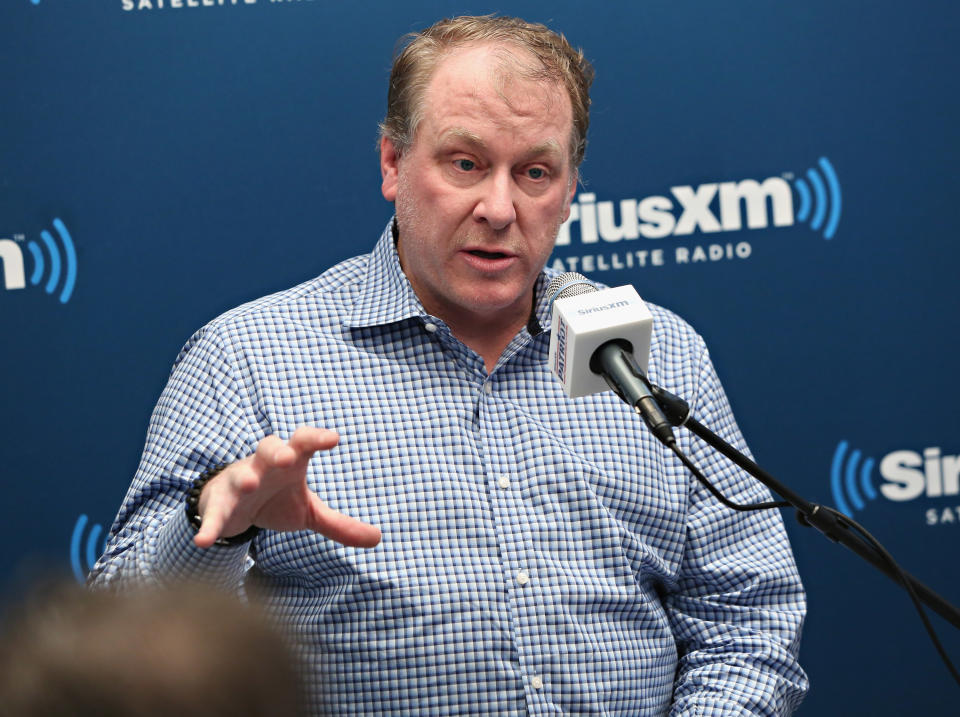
[530, 272, 553, 337]
[345, 219, 425, 329]
[346, 217, 550, 337]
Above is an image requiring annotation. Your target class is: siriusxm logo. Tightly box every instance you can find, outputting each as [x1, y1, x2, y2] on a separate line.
[0, 218, 78, 303]
[556, 157, 842, 246]
[577, 300, 629, 315]
[831, 440, 960, 525]
[70, 514, 106, 583]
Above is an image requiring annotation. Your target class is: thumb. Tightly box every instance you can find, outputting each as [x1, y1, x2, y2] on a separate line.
[305, 495, 381, 549]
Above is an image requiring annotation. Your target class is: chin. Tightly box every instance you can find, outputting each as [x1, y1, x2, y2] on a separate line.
[465, 292, 528, 316]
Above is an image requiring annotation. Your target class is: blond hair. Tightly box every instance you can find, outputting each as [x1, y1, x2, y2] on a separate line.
[380, 15, 594, 167]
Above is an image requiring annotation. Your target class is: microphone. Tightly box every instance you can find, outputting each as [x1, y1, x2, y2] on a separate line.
[546, 272, 676, 446]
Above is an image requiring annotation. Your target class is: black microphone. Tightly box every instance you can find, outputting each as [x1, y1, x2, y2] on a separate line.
[546, 272, 676, 446]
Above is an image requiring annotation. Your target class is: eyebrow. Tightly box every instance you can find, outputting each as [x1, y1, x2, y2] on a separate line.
[440, 127, 486, 148]
[438, 128, 565, 162]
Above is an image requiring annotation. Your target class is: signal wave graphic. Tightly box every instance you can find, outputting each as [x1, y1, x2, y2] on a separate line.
[26, 218, 77, 303]
[830, 440, 877, 517]
[791, 157, 842, 239]
[70, 514, 106, 583]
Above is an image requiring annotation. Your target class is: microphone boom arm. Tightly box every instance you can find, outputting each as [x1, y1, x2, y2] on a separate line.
[649, 383, 960, 631]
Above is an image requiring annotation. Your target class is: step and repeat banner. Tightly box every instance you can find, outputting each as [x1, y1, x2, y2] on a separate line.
[2, 1, 958, 713]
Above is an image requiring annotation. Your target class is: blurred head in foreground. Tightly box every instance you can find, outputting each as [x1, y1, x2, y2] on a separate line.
[0, 581, 304, 717]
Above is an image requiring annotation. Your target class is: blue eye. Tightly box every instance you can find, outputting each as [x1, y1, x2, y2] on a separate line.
[455, 159, 476, 171]
[528, 167, 546, 180]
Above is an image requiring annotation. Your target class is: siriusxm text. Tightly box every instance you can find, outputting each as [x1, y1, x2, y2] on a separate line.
[557, 177, 793, 246]
[880, 447, 959, 502]
[0, 239, 26, 290]
[577, 300, 629, 315]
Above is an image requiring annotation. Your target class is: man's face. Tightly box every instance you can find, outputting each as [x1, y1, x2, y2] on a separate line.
[380, 43, 577, 332]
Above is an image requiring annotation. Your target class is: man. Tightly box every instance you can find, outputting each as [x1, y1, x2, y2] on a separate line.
[91, 15, 808, 716]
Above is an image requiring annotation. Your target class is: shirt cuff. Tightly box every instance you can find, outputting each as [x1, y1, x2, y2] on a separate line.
[153, 506, 251, 589]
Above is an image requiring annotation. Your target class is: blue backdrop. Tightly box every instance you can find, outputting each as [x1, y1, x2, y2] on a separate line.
[2, 1, 958, 713]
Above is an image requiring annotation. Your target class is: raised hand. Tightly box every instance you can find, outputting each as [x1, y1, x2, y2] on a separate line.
[192, 427, 381, 549]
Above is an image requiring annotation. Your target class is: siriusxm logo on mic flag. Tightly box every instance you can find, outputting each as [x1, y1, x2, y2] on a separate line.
[548, 283, 652, 399]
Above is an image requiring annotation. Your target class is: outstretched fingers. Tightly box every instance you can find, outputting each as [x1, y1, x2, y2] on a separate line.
[190, 428, 378, 549]
[253, 429, 339, 471]
[289, 427, 340, 454]
[254, 434, 296, 470]
[306, 494, 382, 548]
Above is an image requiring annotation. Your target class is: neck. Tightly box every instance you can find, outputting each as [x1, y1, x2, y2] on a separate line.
[446, 313, 529, 374]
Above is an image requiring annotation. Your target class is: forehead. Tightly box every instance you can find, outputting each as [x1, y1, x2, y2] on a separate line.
[418, 43, 573, 156]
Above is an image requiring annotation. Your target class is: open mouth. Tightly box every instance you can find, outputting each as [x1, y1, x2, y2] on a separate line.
[467, 250, 510, 260]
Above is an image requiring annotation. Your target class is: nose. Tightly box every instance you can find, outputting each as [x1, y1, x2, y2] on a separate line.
[473, 170, 517, 230]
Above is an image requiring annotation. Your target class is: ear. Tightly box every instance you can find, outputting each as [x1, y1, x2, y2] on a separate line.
[380, 136, 400, 202]
[561, 169, 579, 222]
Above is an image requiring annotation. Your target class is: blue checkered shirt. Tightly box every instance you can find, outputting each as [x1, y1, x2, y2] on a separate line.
[91, 221, 808, 716]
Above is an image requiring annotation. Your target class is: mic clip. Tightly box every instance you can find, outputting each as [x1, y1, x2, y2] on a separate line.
[590, 340, 676, 447]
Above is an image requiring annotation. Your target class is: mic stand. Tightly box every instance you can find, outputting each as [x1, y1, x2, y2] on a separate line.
[650, 384, 960, 631]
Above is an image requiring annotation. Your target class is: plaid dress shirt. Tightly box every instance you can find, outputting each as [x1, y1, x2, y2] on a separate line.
[91, 220, 808, 716]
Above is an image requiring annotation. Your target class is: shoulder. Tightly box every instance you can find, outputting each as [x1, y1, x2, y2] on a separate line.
[646, 302, 706, 357]
[172, 253, 371, 366]
[637, 301, 710, 400]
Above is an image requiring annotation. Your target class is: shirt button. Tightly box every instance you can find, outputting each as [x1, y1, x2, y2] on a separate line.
[424, 322, 437, 333]
[516, 571, 530, 586]
[497, 475, 510, 489]
[531, 676, 543, 690]
[483, 383, 493, 394]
